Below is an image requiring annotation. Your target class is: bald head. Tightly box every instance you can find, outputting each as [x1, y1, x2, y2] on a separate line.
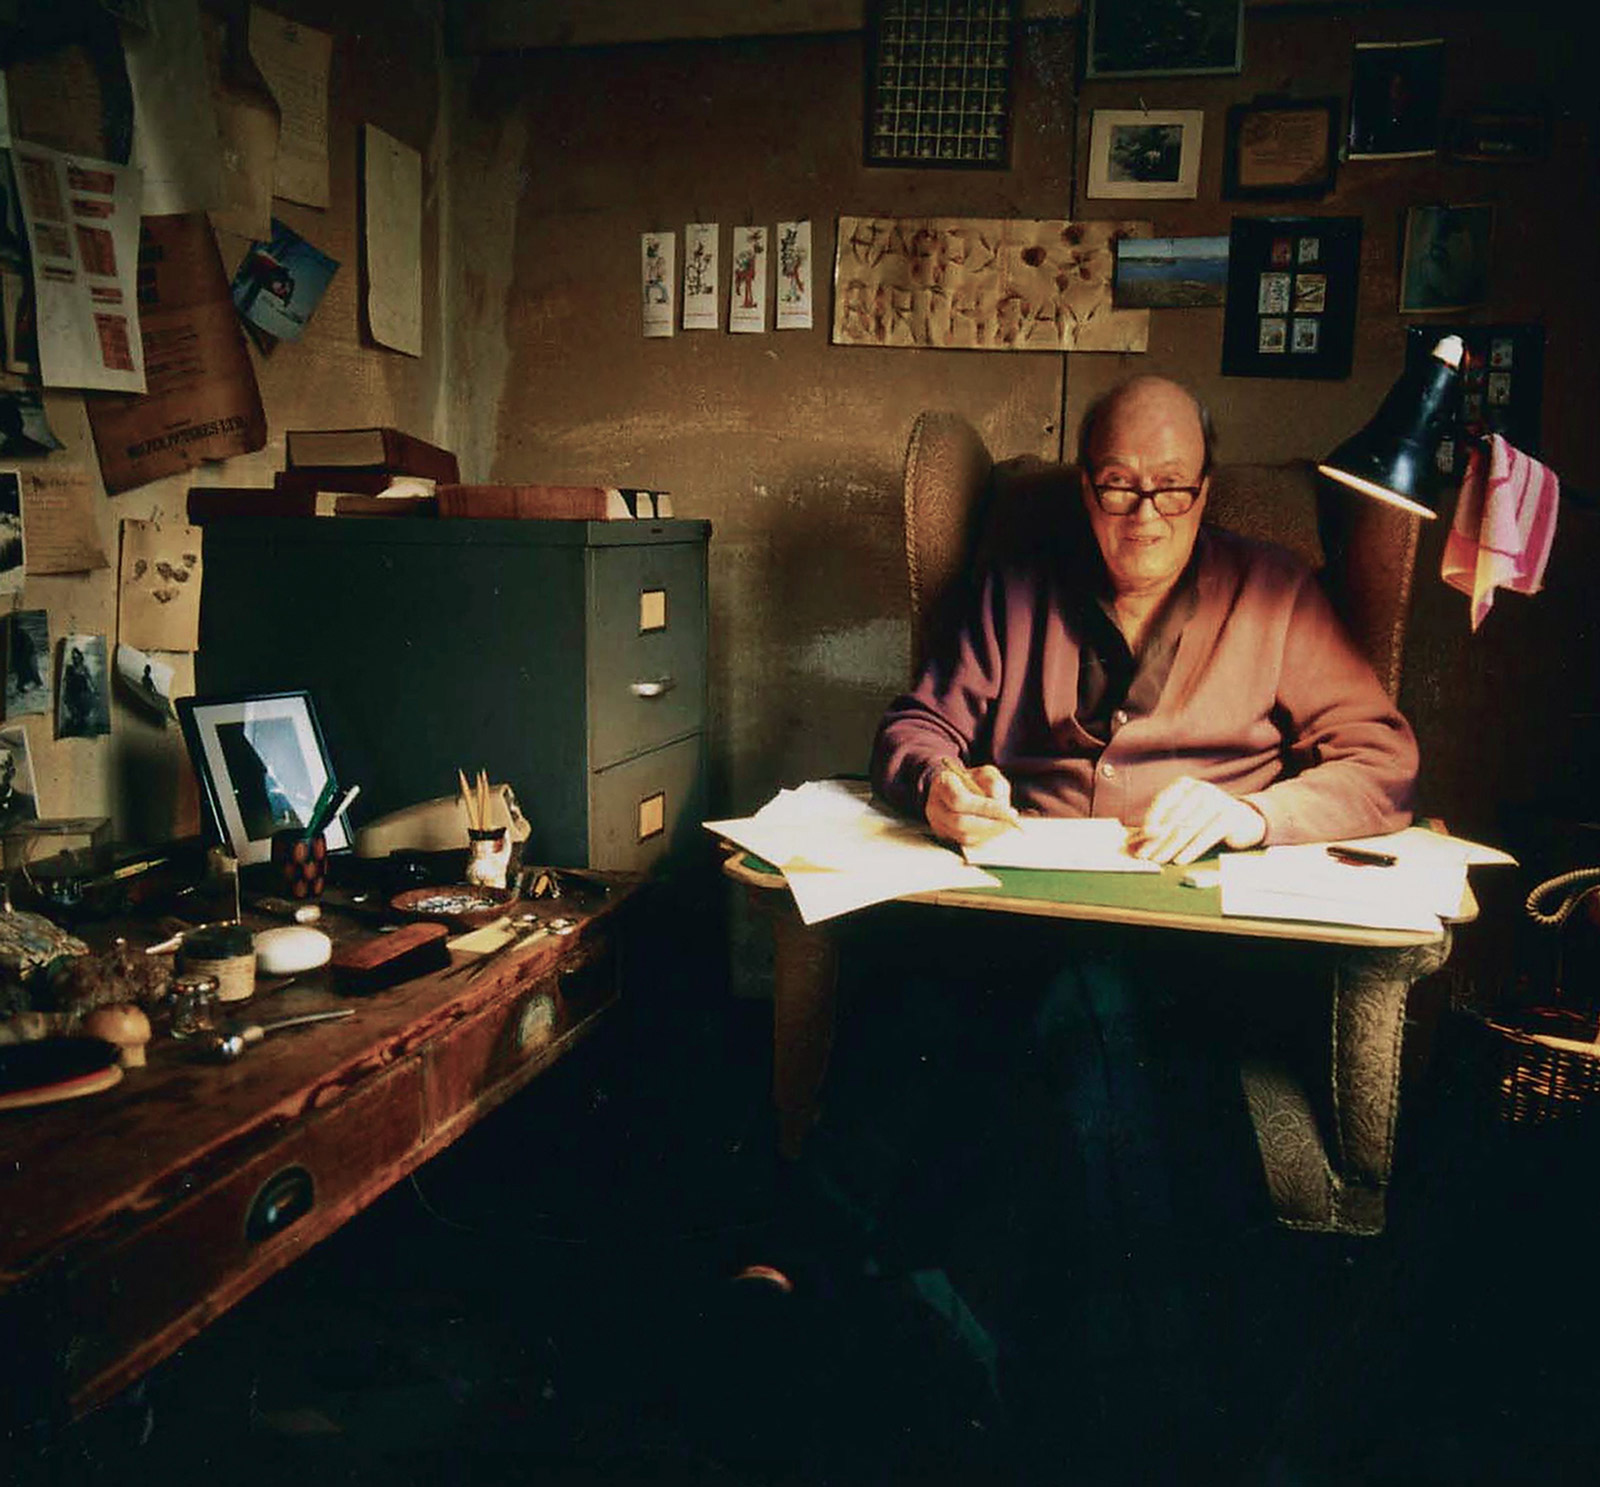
[1077, 376, 1214, 473]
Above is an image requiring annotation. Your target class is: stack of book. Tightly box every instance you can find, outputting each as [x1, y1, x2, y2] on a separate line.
[436, 484, 675, 520]
[187, 426, 459, 521]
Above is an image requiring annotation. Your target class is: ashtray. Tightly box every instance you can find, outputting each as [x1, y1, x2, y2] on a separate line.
[389, 884, 514, 930]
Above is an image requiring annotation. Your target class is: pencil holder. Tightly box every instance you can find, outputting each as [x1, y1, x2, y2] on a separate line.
[465, 827, 510, 890]
[272, 829, 328, 900]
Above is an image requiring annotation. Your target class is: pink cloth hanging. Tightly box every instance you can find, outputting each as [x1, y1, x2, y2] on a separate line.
[1440, 433, 1560, 631]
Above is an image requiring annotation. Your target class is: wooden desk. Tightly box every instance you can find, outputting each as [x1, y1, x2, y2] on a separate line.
[0, 877, 640, 1423]
[726, 852, 1457, 1235]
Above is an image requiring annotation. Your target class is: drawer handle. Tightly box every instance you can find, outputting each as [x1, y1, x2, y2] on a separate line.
[630, 677, 676, 699]
[246, 1166, 315, 1244]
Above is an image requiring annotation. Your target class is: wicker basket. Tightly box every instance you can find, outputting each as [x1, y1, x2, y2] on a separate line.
[1476, 1006, 1600, 1125]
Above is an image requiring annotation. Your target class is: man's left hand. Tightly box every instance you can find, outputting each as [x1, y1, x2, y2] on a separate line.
[1129, 777, 1266, 865]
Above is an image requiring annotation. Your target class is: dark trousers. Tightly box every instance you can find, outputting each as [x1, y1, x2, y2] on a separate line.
[800, 908, 1270, 1481]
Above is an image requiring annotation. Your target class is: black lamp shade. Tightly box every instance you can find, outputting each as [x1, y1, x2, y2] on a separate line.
[1316, 340, 1463, 518]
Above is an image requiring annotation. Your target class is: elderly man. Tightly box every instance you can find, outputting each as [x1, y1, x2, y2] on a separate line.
[872, 373, 1418, 857]
[798, 377, 1421, 1480]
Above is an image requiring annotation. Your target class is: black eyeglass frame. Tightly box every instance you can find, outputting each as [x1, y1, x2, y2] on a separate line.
[1086, 477, 1208, 516]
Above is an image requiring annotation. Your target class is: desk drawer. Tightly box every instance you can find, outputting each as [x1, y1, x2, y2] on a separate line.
[52, 1059, 425, 1412]
[424, 934, 621, 1142]
[587, 541, 705, 768]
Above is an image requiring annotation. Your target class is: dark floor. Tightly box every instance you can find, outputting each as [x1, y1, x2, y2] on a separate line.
[11, 949, 1600, 1486]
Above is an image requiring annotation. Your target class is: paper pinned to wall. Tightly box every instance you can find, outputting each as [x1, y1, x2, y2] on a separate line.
[117, 519, 202, 654]
[4, 610, 52, 719]
[11, 144, 145, 392]
[115, 642, 177, 721]
[362, 124, 422, 356]
[201, 8, 280, 241]
[729, 226, 767, 333]
[248, 6, 331, 209]
[58, 634, 111, 739]
[0, 471, 24, 599]
[124, 0, 224, 215]
[683, 222, 718, 330]
[831, 216, 1151, 352]
[775, 219, 812, 330]
[642, 231, 675, 338]
[20, 466, 108, 574]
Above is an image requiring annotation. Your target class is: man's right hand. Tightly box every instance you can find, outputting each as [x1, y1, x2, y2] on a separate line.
[925, 760, 1022, 848]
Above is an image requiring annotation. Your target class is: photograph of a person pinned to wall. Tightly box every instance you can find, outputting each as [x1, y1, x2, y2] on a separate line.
[1400, 204, 1493, 313]
[1347, 38, 1444, 159]
[56, 634, 110, 739]
[0, 470, 24, 599]
[4, 609, 49, 719]
[0, 722, 39, 830]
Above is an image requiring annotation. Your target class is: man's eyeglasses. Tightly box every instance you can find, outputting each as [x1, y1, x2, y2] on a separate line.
[1088, 480, 1205, 517]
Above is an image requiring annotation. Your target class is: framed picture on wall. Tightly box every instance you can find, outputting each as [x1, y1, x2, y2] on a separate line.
[1223, 97, 1339, 200]
[1086, 109, 1205, 199]
[865, 0, 1015, 168]
[1085, 0, 1243, 78]
[1347, 39, 1445, 159]
[1405, 323, 1544, 480]
[1221, 215, 1362, 379]
[1399, 203, 1494, 314]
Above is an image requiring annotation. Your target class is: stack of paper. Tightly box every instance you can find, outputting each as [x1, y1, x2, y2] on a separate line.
[705, 779, 999, 925]
[962, 817, 1160, 872]
[1218, 827, 1515, 932]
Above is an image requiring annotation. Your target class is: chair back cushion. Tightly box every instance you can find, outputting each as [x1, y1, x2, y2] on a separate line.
[901, 410, 1421, 699]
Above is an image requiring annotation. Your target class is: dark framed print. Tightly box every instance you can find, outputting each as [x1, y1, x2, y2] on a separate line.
[1223, 97, 1339, 200]
[1446, 108, 1550, 165]
[1347, 38, 1444, 159]
[1222, 216, 1362, 379]
[1086, 108, 1205, 199]
[178, 690, 351, 865]
[1399, 203, 1493, 314]
[1085, 0, 1243, 78]
[1406, 323, 1545, 480]
[865, 0, 1015, 169]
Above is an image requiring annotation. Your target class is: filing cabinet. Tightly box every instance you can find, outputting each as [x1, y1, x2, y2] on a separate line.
[196, 517, 711, 872]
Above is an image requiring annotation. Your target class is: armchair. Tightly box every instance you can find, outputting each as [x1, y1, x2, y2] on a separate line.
[902, 410, 1452, 1235]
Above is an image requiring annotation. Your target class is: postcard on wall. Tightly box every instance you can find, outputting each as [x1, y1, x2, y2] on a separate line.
[10, 143, 146, 393]
[230, 217, 338, 344]
[20, 465, 107, 574]
[0, 391, 63, 457]
[729, 227, 768, 334]
[201, 9, 280, 241]
[641, 232, 675, 338]
[1347, 39, 1444, 160]
[57, 634, 111, 739]
[0, 471, 23, 598]
[117, 518, 202, 654]
[0, 722, 40, 829]
[832, 217, 1150, 353]
[4, 610, 51, 720]
[248, 6, 332, 209]
[1399, 203, 1492, 315]
[1113, 235, 1228, 308]
[87, 213, 267, 495]
[683, 222, 719, 330]
[363, 124, 423, 357]
[776, 220, 813, 330]
[115, 641, 177, 721]
[124, 0, 224, 215]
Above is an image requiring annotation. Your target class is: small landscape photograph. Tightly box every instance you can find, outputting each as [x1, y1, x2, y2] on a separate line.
[1114, 236, 1230, 308]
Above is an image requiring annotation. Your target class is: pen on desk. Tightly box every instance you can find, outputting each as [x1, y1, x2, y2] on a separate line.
[941, 760, 1023, 830]
[1326, 844, 1397, 868]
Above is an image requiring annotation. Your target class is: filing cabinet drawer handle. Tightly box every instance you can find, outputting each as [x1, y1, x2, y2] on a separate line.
[630, 676, 676, 698]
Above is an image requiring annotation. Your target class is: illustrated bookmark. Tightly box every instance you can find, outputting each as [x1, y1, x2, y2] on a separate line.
[641, 231, 675, 338]
[729, 226, 768, 333]
[776, 220, 813, 330]
[683, 222, 719, 330]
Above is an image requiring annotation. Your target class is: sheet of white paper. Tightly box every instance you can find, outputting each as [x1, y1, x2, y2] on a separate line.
[1333, 825, 1516, 869]
[363, 124, 422, 356]
[775, 219, 812, 330]
[1219, 844, 1461, 932]
[705, 778, 999, 924]
[12, 145, 146, 392]
[249, 6, 331, 208]
[125, 0, 224, 214]
[729, 226, 767, 332]
[641, 231, 674, 338]
[962, 817, 1160, 872]
[683, 222, 718, 329]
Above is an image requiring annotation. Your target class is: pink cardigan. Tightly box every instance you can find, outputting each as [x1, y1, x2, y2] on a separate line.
[871, 526, 1418, 845]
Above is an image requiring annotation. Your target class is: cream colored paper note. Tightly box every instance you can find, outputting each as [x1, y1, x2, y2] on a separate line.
[962, 817, 1160, 872]
[20, 466, 108, 574]
[248, 7, 331, 208]
[124, 0, 224, 214]
[683, 222, 718, 329]
[202, 9, 280, 240]
[832, 216, 1150, 352]
[117, 519, 203, 653]
[775, 219, 812, 330]
[362, 124, 422, 356]
[641, 231, 675, 338]
[11, 144, 145, 392]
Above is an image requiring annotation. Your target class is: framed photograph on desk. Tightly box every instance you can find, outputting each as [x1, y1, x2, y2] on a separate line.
[178, 690, 350, 865]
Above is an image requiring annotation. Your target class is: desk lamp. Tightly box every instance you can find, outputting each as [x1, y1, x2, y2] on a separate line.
[1316, 335, 1464, 519]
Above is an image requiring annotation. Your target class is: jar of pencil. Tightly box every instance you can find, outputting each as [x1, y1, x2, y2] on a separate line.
[460, 767, 510, 890]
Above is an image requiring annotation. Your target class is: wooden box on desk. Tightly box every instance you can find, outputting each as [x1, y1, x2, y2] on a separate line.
[193, 516, 710, 872]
